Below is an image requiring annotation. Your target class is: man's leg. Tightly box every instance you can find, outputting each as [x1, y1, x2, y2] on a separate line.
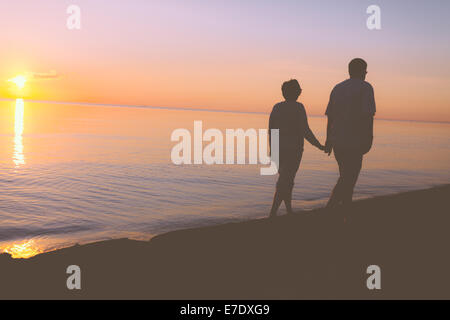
[341, 151, 363, 205]
[326, 148, 345, 208]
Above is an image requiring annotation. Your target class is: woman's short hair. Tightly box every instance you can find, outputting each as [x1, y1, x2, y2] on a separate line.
[282, 79, 302, 101]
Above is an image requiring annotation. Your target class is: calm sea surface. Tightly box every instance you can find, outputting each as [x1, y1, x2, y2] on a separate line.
[1, 100, 449, 257]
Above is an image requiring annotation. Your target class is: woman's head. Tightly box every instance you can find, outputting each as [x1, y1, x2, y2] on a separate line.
[282, 79, 302, 101]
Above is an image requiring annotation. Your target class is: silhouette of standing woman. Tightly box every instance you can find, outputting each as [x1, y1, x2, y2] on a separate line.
[269, 79, 324, 217]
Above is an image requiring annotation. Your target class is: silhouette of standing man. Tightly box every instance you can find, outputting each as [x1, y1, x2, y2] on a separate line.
[325, 58, 376, 212]
[269, 79, 324, 218]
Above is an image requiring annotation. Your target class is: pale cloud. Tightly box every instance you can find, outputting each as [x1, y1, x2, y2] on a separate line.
[27, 70, 60, 80]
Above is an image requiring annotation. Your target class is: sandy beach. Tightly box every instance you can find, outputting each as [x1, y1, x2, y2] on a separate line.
[1, 185, 449, 300]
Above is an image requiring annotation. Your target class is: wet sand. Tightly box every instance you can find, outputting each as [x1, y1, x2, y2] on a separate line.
[1, 185, 449, 299]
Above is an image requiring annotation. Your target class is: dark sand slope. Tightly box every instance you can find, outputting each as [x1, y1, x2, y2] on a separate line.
[1, 185, 449, 299]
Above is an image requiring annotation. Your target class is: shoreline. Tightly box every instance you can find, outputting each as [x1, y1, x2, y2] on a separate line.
[1, 184, 449, 299]
[0, 184, 442, 259]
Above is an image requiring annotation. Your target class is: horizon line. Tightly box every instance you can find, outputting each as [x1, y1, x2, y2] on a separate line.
[1, 98, 449, 125]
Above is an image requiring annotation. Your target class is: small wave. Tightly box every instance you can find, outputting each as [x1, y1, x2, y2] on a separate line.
[0, 225, 94, 242]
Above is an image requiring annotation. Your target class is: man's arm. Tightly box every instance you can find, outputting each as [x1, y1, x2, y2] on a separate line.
[363, 83, 376, 116]
[324, 88, 335, 155]
[325, 116, 333, 155]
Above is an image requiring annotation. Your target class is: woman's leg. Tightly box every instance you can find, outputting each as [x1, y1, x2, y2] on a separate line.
[270, 163, 289, 217]
[284, 154, 301, 215]
[269, 151, 301, 217]
[269, 189, 283, 217]
[284, 187, 294, 214]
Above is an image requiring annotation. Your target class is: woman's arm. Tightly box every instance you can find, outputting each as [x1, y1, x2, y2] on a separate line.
[305, 119, 324, 150]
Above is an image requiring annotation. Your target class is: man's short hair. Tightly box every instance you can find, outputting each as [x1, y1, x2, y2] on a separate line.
[348, 58, 367, 77]
[282, 79, 302, 101]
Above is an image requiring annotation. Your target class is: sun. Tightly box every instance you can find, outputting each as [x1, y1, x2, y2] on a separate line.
[8, 75, 27, 89]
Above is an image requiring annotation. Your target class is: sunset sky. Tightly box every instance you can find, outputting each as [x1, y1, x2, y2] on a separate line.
[0, 0, 449, 122]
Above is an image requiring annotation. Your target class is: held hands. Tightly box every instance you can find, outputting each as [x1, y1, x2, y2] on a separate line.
[324, 140, 333, 156]
[313, 140, 332, 156]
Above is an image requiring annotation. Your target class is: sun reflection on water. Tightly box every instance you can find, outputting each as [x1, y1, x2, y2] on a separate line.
[2, 239, 42, 259]
[13, 98, 25, 167]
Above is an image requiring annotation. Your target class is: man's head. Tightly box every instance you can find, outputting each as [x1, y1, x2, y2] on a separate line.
[282, 79, 302, 101]
[348, 58, 367, 80]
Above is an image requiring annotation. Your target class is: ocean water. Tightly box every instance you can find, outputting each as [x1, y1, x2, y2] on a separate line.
[0, 100, 449, 257]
